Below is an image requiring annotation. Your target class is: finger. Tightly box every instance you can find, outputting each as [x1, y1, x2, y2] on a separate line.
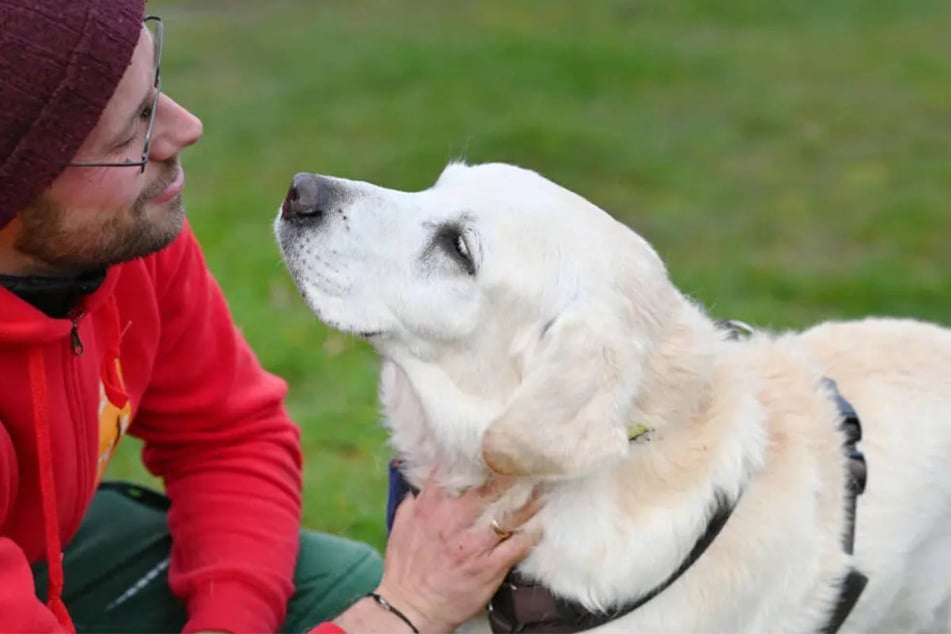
[413, 466, 442, 504]
[471, 473, 517, 502]
[389, 491, 417, 529]
[414, 479, 491, 535]
[413, 467, 469, 520]
[499, 490, 545, 531]
[489, 527, 543, 569]
[422, 474, 516, 531]
[471, 505, 537, 554]
[478, 486, 545, 545]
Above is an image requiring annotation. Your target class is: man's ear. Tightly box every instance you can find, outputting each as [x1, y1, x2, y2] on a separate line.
[481, 307, 642, 478]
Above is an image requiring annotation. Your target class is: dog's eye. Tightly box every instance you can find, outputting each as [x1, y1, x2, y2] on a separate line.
[454, 233, 470, 262]
[433, 224, 477, 276]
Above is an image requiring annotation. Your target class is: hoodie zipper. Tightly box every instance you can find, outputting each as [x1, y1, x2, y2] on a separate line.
[65, 307, 93, 539]
[69, 310, 85, 356]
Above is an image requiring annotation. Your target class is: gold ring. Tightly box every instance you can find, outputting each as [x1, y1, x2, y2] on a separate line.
[491, 519, 513, 540]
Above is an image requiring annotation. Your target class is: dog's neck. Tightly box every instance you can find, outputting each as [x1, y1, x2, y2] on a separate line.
[619, 297, 767, 501]
[506, 308, 763, 611]
[382, 298, 770, 613]
[630, 297, 722, 436]
[379, 352, 505, 491]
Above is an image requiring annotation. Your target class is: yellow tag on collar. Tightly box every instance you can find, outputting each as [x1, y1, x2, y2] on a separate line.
[628, 423, 651, 442]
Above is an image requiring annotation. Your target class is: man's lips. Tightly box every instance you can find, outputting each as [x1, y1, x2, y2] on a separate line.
[149, 167, 184, 204]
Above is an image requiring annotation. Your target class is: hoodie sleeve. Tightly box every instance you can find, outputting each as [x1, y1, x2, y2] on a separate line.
[0, 424, 66, 633]
[129, 224, 303, 634]
[0, 540, 67, 633]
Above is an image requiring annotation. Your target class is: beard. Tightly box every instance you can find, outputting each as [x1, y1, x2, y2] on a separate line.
[15, 160, 186, 274]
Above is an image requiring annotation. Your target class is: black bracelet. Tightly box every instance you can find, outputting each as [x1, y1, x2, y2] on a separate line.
[366, 592, 420, 633]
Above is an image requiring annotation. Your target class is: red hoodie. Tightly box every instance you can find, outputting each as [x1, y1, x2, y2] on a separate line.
[0, 223, 303, 633]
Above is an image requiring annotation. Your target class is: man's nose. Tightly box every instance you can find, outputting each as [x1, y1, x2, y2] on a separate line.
[148, 95, 202, 161]
[282, 173, 340, 222]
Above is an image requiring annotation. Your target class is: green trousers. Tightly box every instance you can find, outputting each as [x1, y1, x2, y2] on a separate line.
[32, 482, 383, 633]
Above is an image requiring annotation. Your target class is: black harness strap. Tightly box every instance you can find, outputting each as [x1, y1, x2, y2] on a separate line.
[488, 491, 739, 633]
[821, 569, 869, 634]
[819, 378, 869, 634]
[487, 376, 870, 634]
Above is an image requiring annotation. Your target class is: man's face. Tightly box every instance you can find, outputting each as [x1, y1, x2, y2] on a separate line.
[10, 22, 203, 275]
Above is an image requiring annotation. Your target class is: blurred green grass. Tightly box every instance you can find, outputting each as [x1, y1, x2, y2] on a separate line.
[110, 0, 950, 551]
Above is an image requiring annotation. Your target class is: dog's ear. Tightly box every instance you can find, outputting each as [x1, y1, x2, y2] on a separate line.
[481, 306, 643, 478]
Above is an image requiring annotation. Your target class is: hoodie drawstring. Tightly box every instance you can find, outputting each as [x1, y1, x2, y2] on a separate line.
[28, 348, 76, 633]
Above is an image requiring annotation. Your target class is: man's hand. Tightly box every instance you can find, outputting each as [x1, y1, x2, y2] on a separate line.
[372, 474, 543, 632]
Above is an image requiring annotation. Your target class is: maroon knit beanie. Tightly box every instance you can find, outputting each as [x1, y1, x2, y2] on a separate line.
[0, 0, 145, 228]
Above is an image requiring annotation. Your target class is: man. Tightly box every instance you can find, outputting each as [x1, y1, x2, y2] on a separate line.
[0, 1, 538, 632]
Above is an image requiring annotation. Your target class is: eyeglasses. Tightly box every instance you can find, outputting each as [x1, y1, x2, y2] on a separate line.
[68, 16, 163, 173]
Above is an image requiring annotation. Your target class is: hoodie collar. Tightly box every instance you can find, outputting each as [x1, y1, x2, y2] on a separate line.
[0, 265, 122, 344]
[0, 269, 106, 319]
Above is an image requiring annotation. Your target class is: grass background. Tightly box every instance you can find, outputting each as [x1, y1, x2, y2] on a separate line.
[110, 0, 950, 552]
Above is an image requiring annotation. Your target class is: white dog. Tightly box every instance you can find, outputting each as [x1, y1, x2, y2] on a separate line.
[275, 162, 951, 633]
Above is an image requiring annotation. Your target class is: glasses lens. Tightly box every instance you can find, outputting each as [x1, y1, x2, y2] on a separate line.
[140, 17, 163, 166]
[145, 16, 163, 79]
[67, 17, 164, 169]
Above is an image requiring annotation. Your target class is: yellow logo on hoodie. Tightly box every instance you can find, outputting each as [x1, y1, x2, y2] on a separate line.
[97, 358, 132, 484]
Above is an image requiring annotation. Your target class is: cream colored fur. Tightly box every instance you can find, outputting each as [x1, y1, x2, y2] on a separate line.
[275, 162, 951, 633]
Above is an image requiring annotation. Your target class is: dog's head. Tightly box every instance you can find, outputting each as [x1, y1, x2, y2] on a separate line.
[276, 162, 681, 479]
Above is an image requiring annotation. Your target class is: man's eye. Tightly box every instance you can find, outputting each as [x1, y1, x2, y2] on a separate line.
[115, 134, 137, 149]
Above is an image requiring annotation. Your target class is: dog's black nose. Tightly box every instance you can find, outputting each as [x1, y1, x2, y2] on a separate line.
[282, 173, 336, 222]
